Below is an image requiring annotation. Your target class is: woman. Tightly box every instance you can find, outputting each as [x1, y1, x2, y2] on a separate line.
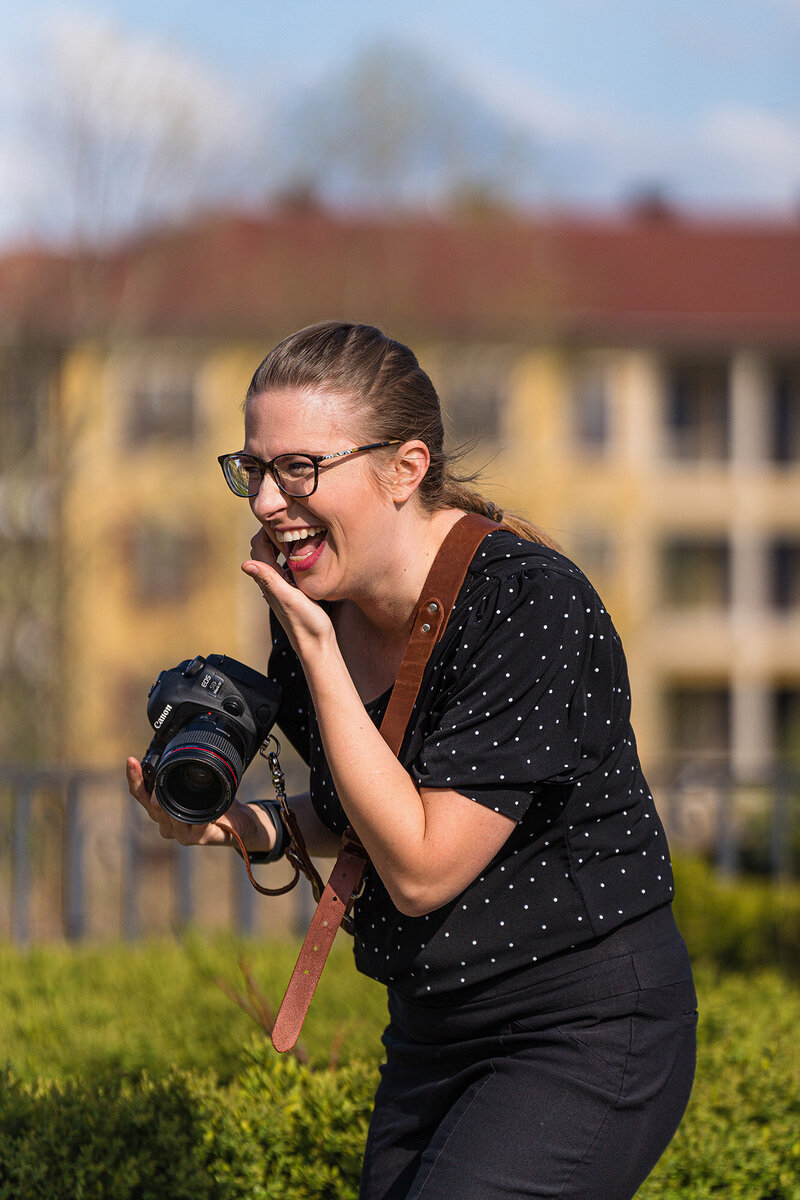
[127, 321, 697, 1200]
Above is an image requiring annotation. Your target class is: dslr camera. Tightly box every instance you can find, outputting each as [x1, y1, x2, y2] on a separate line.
[141, 654, 282, 824]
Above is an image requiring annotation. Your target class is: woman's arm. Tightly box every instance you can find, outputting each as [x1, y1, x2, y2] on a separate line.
[243, 548, 516, 918]
[298, 636, 515, 915]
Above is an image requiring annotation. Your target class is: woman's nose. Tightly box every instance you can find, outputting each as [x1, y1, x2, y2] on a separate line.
[250, 471, 288, 520]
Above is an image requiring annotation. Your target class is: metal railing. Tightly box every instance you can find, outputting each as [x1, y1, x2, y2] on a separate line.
[0, 764, 317, 945]
[1, 761, 797, 944]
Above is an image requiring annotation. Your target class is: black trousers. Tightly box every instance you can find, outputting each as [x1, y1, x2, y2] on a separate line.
[359, 907, 697, 1200]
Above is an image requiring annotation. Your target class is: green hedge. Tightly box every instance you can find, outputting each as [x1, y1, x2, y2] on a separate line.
[672, 858, 800, 978]
[639, 966, 800, 1200]
[0, 937, 389, 1081]
[0, 1053, 376, 1200]
[1, 858, 799, 1198]
[1, 964, 798, 1199]
[0, 858, 796, 1085]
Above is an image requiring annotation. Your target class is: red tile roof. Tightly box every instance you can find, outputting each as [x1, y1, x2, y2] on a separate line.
[1, 210, 799, 347]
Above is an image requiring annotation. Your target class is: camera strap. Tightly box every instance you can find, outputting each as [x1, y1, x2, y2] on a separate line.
[224, 744, 327, 900]
[270, 512, 500, 1053]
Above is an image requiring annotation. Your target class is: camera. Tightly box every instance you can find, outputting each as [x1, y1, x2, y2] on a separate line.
[141, 654, 282, 824]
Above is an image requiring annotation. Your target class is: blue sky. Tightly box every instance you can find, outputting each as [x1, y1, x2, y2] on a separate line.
[2, 0, 799, 245]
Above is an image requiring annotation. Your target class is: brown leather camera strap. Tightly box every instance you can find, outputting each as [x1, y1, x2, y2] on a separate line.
[271, 512, 498, 1052]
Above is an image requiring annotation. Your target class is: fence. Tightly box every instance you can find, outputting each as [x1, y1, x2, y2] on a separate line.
[0, 762, 318, 945]
[1, 761, 798, 944]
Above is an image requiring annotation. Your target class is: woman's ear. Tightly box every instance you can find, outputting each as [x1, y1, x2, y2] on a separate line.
[389, 440, 430, 503]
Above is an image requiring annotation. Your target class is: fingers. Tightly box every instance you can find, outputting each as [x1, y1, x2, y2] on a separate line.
[127, 757, 154, 806]
[126, 756, 231, 847]
[127, 756, 170, 829]
[249, 526, 278, 564]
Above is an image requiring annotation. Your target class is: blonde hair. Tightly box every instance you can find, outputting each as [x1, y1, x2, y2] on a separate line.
[246, 321, 558, 549]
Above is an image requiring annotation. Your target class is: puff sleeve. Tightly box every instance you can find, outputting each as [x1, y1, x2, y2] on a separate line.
[410, 562, 628, 821]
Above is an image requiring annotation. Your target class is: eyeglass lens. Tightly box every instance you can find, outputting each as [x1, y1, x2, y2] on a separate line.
[226, 454, 317, 497]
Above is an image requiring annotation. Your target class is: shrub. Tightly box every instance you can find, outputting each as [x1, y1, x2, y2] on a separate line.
[639, 966, 800, 1200]
[672, 858, 800, 978]
[0, 1049, 377, 1200]
[0, 859, 799, 1197]
[1, 965, 798, 1200]
[0, 937, 387, 1083]
[227, 1050, 376, 1200]
[0, 1067, 234, 1200]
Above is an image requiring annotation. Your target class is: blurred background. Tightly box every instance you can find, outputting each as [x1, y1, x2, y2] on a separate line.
[1, 0, 799, 941]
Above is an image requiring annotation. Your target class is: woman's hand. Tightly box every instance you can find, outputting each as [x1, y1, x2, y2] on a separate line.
[242, 528, 335, 655]
[125, 756, 268, 850]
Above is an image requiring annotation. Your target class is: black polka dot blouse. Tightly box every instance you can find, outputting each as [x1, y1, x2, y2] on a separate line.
[269, 529, 675, 1003]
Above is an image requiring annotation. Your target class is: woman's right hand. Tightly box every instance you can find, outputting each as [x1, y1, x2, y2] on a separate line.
[242, 528, 337, 659]
[125, 756, 265, 849]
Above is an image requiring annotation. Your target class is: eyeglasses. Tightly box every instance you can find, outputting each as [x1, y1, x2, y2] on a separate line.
[217, 441, 401, 499]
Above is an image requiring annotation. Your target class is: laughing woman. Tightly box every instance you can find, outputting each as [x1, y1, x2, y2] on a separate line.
[127, 321, 696, 1200]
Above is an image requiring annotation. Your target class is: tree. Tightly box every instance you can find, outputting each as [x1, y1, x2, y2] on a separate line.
[25, 12, 254, 248]
[280, 41, 537, 213]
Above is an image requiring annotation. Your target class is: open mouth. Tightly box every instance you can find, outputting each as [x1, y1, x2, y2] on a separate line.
[273, 525, 328, 570]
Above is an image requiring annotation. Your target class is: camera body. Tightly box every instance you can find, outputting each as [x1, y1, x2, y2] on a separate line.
[141, 653, 282, 824]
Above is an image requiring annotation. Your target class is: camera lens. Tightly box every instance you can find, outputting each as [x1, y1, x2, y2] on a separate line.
[181, 763, 218, 791]
[154, 714, 245, 823]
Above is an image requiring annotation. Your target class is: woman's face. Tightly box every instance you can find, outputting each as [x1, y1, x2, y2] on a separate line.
[243, 387, 397, 604]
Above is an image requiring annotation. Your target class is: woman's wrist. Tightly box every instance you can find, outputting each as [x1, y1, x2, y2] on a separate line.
[245, 800, 288, 863]
[221, 798, 276, 855]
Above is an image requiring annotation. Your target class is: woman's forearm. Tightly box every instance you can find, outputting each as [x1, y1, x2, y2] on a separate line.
[234, 790, 341, 859]
[301, 637, 457, 913]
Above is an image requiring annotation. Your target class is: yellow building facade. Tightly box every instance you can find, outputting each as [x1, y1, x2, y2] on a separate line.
[500, 344, 800, 779]
[2, 213, 799, 792]
[43, 331, 800, 787]
[57, 338, 272, 765]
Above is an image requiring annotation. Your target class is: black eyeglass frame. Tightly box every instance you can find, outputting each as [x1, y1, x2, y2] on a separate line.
[217, 441, 402, 499]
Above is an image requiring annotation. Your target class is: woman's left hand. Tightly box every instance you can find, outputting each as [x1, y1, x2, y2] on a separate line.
[242, 528, 335, 655]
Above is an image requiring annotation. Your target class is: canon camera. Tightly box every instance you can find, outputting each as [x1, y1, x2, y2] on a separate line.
[141, 654, 282, 824]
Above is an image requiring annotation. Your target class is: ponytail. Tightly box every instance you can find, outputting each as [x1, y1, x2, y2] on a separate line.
[440, 472, 560, 550]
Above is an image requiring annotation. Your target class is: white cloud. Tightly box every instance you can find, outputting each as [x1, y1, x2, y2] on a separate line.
[0, 10, 266, 246]
[701, 105, 800, 192]
[435, 41, 800, 211]
[45, 11, 241, 148]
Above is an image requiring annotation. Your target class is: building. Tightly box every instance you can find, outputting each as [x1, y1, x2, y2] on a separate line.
[1, 209, 799, 786]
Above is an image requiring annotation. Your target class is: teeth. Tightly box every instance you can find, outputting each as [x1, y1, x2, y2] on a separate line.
[275, 526, 325, 544]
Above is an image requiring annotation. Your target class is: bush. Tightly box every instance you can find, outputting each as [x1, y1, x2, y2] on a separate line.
[0, 937, 388, 1083]
[0, 858, 796, 1085]
[0, 1047, 377, 1200]
[672, 858, 800, 978]
[228, 1051, 376, 1199]
[0, 1067, 234, 1200]
[1, 965, 798, 1199]
[0, 859, 799, 1197]
[639, 965, 800, 1200]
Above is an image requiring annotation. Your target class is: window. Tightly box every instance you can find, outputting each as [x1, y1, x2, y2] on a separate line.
[123, 353, 199, 444]
[769, 540, 800, 611]
[663, 360, 729, 460]
[129, 523, 203, 604]
[429, 346, 515, 443]
[776, 689, 800, 768]
[0, 347, 56, 464]
[571, 361, 611, 452]
[665, 685, 730, 764]
[770, 363, 800, 464]
[661, 538, 730, 608]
